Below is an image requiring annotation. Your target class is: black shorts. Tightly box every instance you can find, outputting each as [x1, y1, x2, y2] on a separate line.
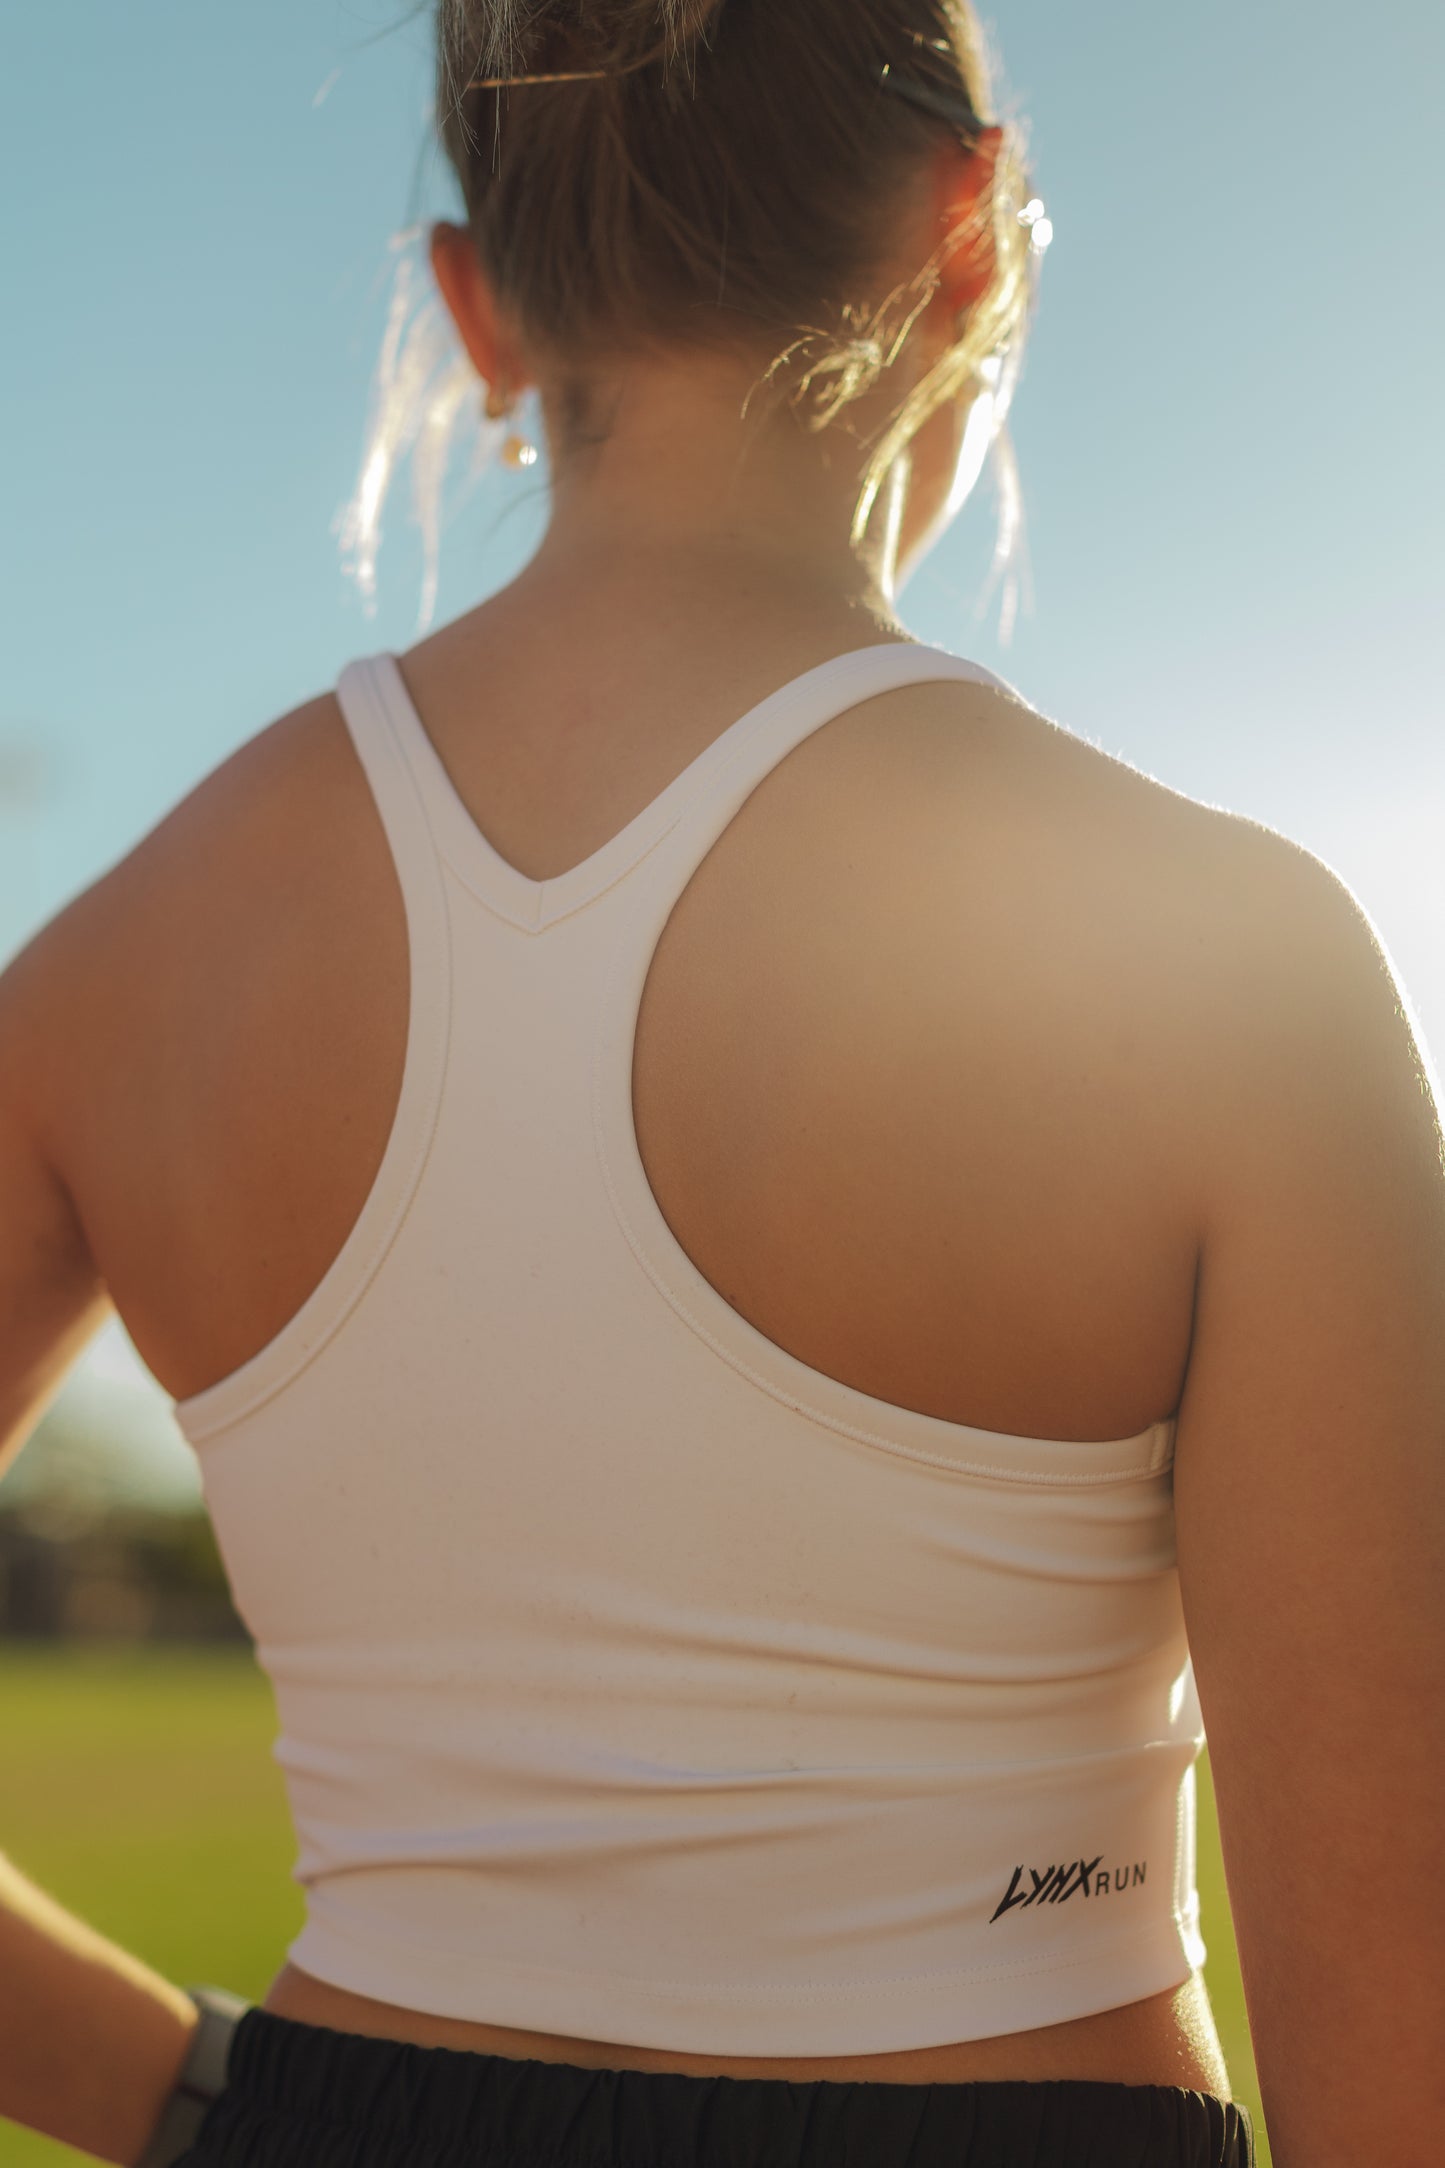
[177, 2006, 1256, 2167]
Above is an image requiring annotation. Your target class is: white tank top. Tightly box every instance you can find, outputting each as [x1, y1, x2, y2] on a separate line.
[175, 643, 1206, 2055]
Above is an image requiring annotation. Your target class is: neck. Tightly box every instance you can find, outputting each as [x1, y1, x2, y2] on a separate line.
[524, 343, 914, 626]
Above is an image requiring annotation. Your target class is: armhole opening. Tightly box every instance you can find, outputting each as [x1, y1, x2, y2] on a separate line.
[174, 661, 453, 1443]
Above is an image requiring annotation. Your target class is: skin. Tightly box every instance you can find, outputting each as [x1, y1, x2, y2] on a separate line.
[1, 119, 1443, 2168]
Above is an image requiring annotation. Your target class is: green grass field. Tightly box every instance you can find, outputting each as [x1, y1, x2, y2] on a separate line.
[0, 1647, 1269, 2165]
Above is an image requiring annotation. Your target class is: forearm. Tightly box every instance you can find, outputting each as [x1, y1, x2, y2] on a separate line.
[0, 1848, 198, 2165]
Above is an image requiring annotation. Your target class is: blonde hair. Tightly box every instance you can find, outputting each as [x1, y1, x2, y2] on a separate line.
[341, 1, 1051, 638]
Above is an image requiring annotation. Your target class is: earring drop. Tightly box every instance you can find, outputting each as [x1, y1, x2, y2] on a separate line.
[483, 381, 539, 467]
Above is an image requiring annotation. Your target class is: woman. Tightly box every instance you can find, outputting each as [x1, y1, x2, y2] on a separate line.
[1, 2, 1440, 2163]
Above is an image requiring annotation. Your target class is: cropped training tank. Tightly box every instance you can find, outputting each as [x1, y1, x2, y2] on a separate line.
[175, 643, 1207, 2055]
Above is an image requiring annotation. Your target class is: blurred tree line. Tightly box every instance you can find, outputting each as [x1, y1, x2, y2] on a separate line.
[0, 1389, 247, 1644]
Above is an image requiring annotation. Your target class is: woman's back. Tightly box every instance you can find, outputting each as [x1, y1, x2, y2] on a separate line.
[33, 582, 1216, 1443]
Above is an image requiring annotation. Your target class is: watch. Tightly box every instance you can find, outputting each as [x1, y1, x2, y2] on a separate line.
[133, 1986, 250, 2168]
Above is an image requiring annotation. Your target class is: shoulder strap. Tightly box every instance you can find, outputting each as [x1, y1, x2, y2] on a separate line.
[334, 658, 448, 916]
[175, 663, 453, 1442]
[334, 655, 452, 1100]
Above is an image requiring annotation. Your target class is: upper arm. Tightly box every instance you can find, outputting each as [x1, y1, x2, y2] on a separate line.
[0, 930, 110, 1473]
[1174, 825, 1445, 2163]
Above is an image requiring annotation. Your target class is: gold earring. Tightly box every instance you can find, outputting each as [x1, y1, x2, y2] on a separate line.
[483, 382, 538, 467]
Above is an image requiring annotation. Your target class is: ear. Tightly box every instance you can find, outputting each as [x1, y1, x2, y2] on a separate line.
[931, 126, 1006, 313]
[429, 221, 531, 397]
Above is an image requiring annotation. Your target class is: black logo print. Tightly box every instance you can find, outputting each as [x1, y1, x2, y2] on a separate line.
[988, 1856, 1147, 1923]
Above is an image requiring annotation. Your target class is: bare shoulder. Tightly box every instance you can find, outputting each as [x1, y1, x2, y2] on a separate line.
[859, 665, 1239, 878]
[915, 673, 1428, 1056]
[873, 673, 1440, 1231]
[4, 687, 363, 975]
[1130, 779, 1439, 1177]
[0, 683, 413, 1396]
[0, 689, 381, 1123]
[0, 687, 387, 1431]
[857, 671, 1403, 1013]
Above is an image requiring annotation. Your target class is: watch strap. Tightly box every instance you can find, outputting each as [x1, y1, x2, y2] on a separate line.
[133, 1987, 250, 2168]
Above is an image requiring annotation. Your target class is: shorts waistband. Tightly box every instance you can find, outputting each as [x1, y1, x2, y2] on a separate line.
[208, 2007, 1256, 2168]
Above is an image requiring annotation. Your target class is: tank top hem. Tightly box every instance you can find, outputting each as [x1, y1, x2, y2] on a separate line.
[282, 1914, 1206, 2060]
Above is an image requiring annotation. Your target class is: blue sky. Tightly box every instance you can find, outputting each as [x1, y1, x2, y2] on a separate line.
[2, 1, 1441, 1495]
